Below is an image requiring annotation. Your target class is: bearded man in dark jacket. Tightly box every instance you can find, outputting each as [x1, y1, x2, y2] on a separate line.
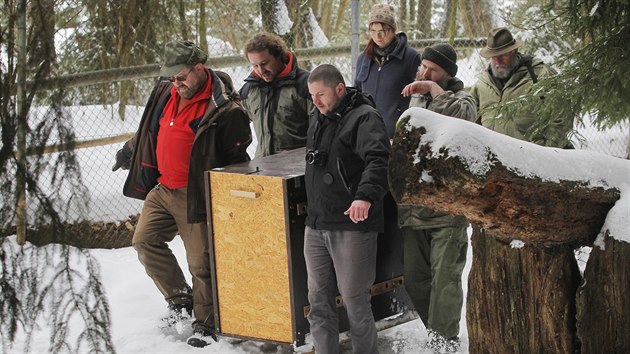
[112, 40, 251, 348]
[240, 32, 313, 158]
[304, 64, 390, 354]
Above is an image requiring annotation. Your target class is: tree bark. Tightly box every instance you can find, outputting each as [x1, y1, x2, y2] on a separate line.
[467, 227, 580, 353]
[198, 0, 208, 54]
[317, 0, 334, 39]
[577, 232, 630, 353]
[0, 215, 139, 249]
[441, 0, 458, 39]
[415, 0, 432, 37]
[459, 0, 493, 37]
[333, 0, 350, 34]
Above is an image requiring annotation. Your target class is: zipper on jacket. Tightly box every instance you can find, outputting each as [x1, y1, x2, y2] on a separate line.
[336, 157, 353, 197]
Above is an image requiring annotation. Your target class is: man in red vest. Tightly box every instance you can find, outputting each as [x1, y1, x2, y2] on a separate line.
[113, 40, 251, 347]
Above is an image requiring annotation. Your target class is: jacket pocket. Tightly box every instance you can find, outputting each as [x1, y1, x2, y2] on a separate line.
[336, 157, 353, 197]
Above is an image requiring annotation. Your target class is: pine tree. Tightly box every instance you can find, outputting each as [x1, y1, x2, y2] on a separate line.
[500, 0, 630, 149]
[1, 2, 114, 352]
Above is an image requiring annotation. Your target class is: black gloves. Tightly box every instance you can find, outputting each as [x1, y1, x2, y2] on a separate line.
[112, 143, 132, 171]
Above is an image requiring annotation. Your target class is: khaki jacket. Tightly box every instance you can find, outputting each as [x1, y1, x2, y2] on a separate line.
[471, 55, 569, 147]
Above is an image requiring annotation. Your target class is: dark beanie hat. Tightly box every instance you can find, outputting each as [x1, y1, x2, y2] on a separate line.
[422, 43, 458, 77]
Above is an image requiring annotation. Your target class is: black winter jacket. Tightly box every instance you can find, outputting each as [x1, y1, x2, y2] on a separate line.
[121, 69, 252, 223]
[305, 88, 391, 232]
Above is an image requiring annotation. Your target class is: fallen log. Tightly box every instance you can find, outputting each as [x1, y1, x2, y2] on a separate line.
[1, 214, 138, 249]
[389, 108, 630, 353]
[389, 109, 621, 247]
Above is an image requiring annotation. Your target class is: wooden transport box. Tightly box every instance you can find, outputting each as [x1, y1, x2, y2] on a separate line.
[205, 148, 410, 347]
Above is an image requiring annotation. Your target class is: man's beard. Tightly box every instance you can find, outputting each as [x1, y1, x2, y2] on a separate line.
[491, 55, 519, 79]
[178, 82, 203, 99]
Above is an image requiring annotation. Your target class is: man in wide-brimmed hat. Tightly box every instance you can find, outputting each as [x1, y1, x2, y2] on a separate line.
[471, 27, 570, 147]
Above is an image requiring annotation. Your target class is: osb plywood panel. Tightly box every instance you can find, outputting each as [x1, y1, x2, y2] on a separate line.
[210, 171, 293, 343]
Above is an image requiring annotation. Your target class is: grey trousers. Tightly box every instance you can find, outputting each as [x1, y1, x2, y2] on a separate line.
[132, 184, 214, 326]
[304, 226, 378, 354]
[401, 225, 467, 338]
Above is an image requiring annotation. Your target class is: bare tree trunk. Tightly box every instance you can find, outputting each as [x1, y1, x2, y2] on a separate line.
[334, 0, 351, 34]
[261, 0, 278, 33]
[399, 0, 408, 33]
[409, 0, 417, 25]
[320, 0, 334, 38]
[441, 0, 458, 39]
[116, 0, 140, 121]
[177, 0, 188, 39]
[415, 0, 432, 37]
[198, 0, 208, 54]
[577, 232, 630, 353]
[28, 0, 56, 77]
[459, 0, 493, 37]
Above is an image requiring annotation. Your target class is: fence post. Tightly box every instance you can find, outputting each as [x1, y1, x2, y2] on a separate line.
[16, 0, 27, 245]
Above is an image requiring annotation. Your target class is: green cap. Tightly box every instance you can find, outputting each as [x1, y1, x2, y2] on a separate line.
[160, 40, 208, 77]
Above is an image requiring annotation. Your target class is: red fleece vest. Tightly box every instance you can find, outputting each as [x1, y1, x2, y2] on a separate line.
[156, 68, 213, 189]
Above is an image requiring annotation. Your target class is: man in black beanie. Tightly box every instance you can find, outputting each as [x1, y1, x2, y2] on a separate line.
[397, 42, 476, 352]
[401, 42, 476, 118]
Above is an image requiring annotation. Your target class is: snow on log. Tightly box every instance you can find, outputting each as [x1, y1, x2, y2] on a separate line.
[389, 107, 629, 247]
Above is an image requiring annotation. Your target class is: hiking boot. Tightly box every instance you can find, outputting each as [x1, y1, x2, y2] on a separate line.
[187, 323, 217, 348]
[161, 302, 193, 328]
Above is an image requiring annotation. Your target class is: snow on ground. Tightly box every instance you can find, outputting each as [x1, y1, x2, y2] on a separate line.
[6, 227, 474, 353]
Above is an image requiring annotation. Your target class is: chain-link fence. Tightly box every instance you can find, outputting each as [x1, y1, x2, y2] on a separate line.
[7, 1, 629, 242]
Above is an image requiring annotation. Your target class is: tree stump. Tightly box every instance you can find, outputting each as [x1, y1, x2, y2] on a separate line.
[577, 232, 630, 353]
[389, 109, 627, 353]
[467, 227, 580, 353]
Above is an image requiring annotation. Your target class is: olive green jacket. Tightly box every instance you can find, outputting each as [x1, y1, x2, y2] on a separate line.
[409, 77, 477, 122]
[239, 53, 313, 158]
[471, 55, 569, 147]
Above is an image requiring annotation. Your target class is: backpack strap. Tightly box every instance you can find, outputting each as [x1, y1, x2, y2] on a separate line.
[523, 56, 539, 84]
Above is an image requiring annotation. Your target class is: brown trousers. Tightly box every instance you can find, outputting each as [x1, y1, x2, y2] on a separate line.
[132, 184, 214, 326]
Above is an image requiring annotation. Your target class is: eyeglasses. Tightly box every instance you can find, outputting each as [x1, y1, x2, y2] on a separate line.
[368, 29, 389, 38]
[168, 68, 192, 83]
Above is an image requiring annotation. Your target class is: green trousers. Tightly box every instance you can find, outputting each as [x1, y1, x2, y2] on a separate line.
[402, 225, 468, 338]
